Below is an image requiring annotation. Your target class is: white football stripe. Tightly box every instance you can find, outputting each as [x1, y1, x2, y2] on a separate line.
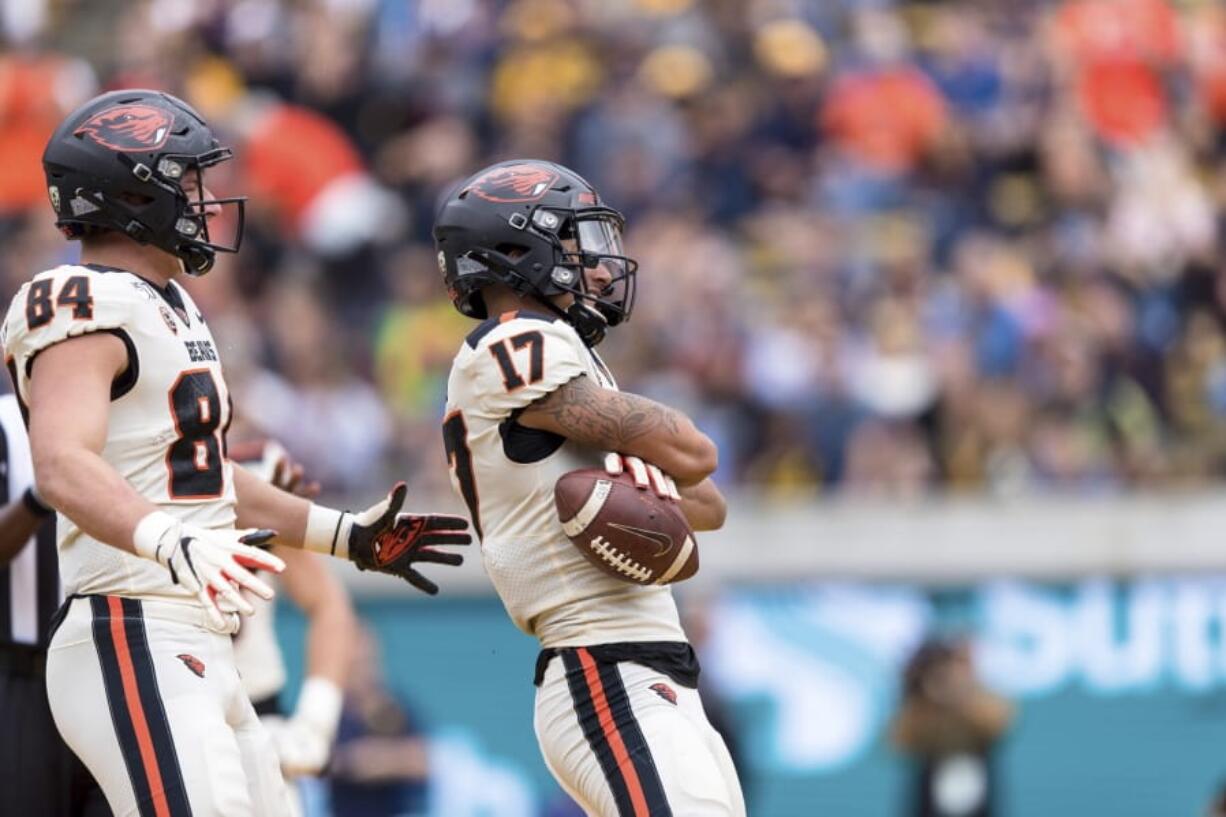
[560, 479, 612, 538]
[655, 534, 696, 584]
[626, 457, 650, 488]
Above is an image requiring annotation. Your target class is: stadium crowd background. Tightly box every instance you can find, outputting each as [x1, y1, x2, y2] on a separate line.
[0, 0, 1223, 503]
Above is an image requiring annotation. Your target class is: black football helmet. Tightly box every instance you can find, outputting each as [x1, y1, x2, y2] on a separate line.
[42, 89, 245, 276]
[433, 160, 637, 346]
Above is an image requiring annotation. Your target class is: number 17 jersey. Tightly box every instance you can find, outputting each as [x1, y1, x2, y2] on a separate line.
[443, 310, 684, 648]
[2, 263, 236, 601]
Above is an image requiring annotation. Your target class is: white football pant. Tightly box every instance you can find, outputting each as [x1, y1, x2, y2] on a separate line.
[46, 595, 293, 817]
[535, 648, 745, 817]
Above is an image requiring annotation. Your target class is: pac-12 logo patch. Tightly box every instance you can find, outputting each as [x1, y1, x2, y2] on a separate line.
[74, 104, 173, 152]
[176, 653, 205, 678]
[159, 304, 178, 335]
[466, 163, 559, 203]
[650, 682, 677, 705]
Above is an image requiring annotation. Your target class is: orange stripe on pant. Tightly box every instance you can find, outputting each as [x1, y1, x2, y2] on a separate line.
[107, 596, 173, 817]
[576, 647, 651, 817]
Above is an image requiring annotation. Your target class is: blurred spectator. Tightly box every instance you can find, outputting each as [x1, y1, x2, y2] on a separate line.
[0, 49, 96, 216]
[236, 278, 393, 494]
[0, 0, 1223, 500]
[890, 638, 1014, 817]
[238, 97, 400, 258]
[328, 625, 429, 817]
[821, 62, 947, 177]
[1206, 781, 1226, 817]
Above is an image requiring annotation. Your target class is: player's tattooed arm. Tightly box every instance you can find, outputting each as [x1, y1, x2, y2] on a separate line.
[518, 375, 718, 485]
[526, 375, 683, 442]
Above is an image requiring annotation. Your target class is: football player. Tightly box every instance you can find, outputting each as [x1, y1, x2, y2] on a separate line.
[230, 439, 354, 816]
[1, 89, 470, 817]
[434, 160, 745, 816]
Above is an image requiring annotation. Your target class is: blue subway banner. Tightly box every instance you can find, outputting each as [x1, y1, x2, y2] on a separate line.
[277, 578, 1226, 817]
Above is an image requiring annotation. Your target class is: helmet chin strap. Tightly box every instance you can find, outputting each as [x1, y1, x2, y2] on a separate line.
[177, 243, 214, 276]
[566, 302, 609, 347]
[537, 298, 607, 347]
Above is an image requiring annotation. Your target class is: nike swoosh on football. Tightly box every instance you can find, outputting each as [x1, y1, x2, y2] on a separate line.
[606, 523, 672, 557]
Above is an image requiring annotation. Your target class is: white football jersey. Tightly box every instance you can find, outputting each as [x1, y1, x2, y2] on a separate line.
[443, 310, 684, 648]
[2, 263, 237, 601]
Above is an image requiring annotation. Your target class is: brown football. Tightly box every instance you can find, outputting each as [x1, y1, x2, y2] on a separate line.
[554, 467, 698, 586]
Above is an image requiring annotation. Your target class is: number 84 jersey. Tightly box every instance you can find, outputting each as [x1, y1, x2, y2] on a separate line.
[2, 263, 237, 601]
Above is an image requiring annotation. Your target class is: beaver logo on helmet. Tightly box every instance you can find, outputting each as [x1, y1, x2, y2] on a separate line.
[467, 163, 559, 204]
[74, 104, 173, 152]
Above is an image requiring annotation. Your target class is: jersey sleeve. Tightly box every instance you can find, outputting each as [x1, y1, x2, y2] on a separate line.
[457, 316, 589, 419]
[2, 267, 137, 402]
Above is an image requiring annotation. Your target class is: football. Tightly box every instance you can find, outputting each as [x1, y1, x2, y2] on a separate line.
[554, 468, 698, 586]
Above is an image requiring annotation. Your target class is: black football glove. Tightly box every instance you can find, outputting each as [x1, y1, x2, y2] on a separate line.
[346, 483, 471, 594]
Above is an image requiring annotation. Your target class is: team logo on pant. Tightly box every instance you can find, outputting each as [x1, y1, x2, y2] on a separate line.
[650, 682, 677, 705]
[176, 653, 205, 678]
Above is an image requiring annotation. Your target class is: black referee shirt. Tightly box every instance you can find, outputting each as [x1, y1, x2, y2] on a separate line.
[0, 394, 59, 650]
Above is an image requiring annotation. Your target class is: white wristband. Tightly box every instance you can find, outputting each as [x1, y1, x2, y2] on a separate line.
[132, 511, 179, 563]
[294, 676, 344, 742]
[304, 504, 351, 559]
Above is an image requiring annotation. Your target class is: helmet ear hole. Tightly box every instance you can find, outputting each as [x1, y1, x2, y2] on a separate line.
[494, 242, 530, 260]
[118, 192, 155, 207]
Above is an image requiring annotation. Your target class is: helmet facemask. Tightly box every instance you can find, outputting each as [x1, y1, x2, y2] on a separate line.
[142, 147, 245, 276]
[537, 207, 638, 340]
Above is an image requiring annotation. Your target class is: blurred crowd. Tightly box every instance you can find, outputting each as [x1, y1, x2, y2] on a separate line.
[0, 0, 1224, 499]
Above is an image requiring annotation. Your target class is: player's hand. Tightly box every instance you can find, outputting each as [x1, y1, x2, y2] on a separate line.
[604, 453, 680, 501]
[344, 483, 472, 594]
[266, 443, 321, 499]
[260, 677, 342, 777]
[262, 715, 331, 778]
[132, 511, 286, 629]
[232, 438, 321, 499]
